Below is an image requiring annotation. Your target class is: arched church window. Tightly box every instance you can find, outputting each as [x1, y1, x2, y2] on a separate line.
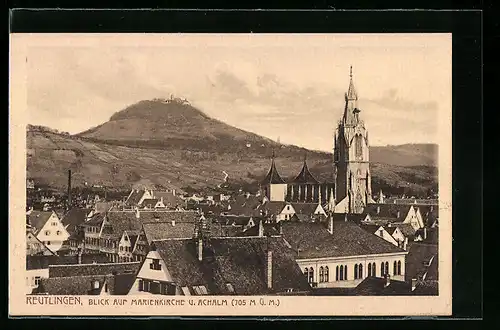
[339, 265, 344, 281]
[393, 261, 397, 275]
[373, 263, 376, 277]
[336, 266, 339, 281]
[324, 266, 329, 282]
[397, 261, 402, 275]
[358, 264, 363, 279]
[319, 267, 324, 283]
[308, 267, 314, 283]
[304, 268, 308, 280]
[354, 264, 358, 279]
[385, 262, 389, 275]
[368, 263, 372, 277]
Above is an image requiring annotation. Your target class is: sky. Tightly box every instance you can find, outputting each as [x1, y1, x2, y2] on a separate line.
[24, 34, 451, 151]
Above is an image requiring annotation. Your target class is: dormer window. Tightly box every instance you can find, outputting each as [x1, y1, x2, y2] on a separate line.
[93, 280, 100, 290]
[150, 259, 162, 270]
[51, 222, 57, 226]
[45, 230, 50, 236]
[56, 230, 61, 235]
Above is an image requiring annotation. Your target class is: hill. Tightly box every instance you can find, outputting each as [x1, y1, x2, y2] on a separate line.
[27, 99, 438, 197]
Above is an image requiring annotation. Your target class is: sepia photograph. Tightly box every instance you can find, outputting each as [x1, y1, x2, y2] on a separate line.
[10, 33, 452, 316]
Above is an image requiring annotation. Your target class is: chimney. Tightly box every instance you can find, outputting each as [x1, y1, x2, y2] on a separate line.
[67, 169, 72, 210]
[197, 238, 203, 261]
[135, 208, 140, 219]
[265, 250, 273, 289]
[423, 227, 427, 240]
[328, 215, 334, 234]
[384, 273, 391, 288]
[403, 237, 408, 250]
[245, 192, 250, 199]
[258, 219, 264, 237]
[411, 278, 417, 291]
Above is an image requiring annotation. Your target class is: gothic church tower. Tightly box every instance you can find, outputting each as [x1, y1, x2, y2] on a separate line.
[333, 67, 374, 213]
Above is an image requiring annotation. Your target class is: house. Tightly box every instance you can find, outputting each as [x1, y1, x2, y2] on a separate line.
[280, 215, 408, 289]
[25, 253, 110, 294]
[125, 189, 153, 207]
[360, 224, 401, 248]
[48, 261, 141, 278]
[227, 193, 264, 216]
[127, 236, 312, 296]
[132, 221, 196, 261]
[26, 210, 70, 253]
[118, 230, 139, 262]
[26, 227, 55, 256]
[60, 208, 94, 253]
[404, 242, 438, 284]
[363, 203, 425, 231]
[259, 201, 327, 222]
[386, 222, 422, 244]
[352, 275, 412, 296]
[141, 198, 166, 210]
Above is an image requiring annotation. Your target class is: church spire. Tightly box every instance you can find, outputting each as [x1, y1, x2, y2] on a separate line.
[346, 65, 358, 101]
[343, 66, 359, 125]
[262, 149, 285, 184]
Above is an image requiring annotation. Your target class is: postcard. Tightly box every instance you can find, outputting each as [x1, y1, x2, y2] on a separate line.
[9, 33, 452, 316]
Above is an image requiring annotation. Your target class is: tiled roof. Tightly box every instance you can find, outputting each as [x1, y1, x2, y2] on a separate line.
[102, 212, 143, 238]
[138, 211, 199, 224]
[152, 236, 312, 295]
[292, 160, 320, 184]
[353, 277, 411, 296]
[360, 224, 382, 234]
[26, 230, 56, 256]
[280, 220, 406, 259]
[211, 215, 258, 227]
[125, 190, 146, 206]
[333, 213, 367, 224]
[129, 234, 138, 249]
[61, 208, 91, 234]
[26, 253, 111, 270]
[242, 222, 280, 237]
[390, 223, 416, 237]
[199, 204, 224, 216]
[141, 199, 159, 208]
[412, 282, 438, 296]
[142, 222, 195, 242]
[385, 226, 397, 235]
[48, 261, 141, 278]
[83, 212, 106, 226]
[291, 203, 321, 215]
[261, 201, 287, 216]
[292, 214, 312, 222]
[384, 198, 438, 206]
[404, 243, 438, 282]
[35, 275, 112, 295]
[27, 211, 54, 233]
[152, 191, 184, 208]
[261, 157, 285, 184]
[94, 201, 113, 213]
[363, 204, 413, 222]
[228, 195, 264, 216]
[416, 205, 439, 226]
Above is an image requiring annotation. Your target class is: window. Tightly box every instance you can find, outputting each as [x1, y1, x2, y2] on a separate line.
[34, 276, 41, 286]
[336, 266, 339, 281]
[51, 222, 57, 226]
[56, 230, 61, 235]
[93, 280, 100, 289]
[397, 261, 402, 275]
[385, 262, 389, 276]
[287, 206, 290, 211]
[104, 284, 108, 293]
[358, 264, 363, 279]
[381, 262, 385, 276]
[150, 259, 161, 270]
[149, 281, 161, 294]
[181, 286, 191, 296]
[46, 241, 51, 246]
[339, 265, 344, 281]
[324, 266, 329, 282]
[319, 267, 324, 283]
[393, 261, 397, 275]
[372, 263, 376, 277]
[344, 265, 348, 281]
[379, 230, 384, 237]
[308, 267, 314, 283]
[138, 280, 144, 291]
[226, 283, 235, 294]
[143, 280, 150, 292]
[120, 246, 123, 252]
[45, 230, 50, 236]
[354, 264, 358, 279]
[124, 236, 128, 241]
[368, 263, 372, 277]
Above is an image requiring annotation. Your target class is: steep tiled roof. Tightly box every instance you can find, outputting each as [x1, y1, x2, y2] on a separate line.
[261, 201, 287, 216]
[242, 222, 280, 237]
[261, 157, 285, 184]
[142, 222, 195, 242]
[48, 261, 141, 278]
[353, 277, 411, 296]
[26, 253, 111, 270]
[102, 212, 143, 238]
[27, 211, 54, 233]
[152, 191, 184, 208]
[141, 199, 159, 208]
[392, 223, 416, 237]
[94, 201, 113, 213]
[281, 220, 406, 259]
[228, 195, 263, 216]
[291, 203, 321, 215]
[138, 211, 199, 224]
[153, 236, 311, 295]
[125, 190, 146, 206]
[360, 224, 382, 234]
[332, 213, 367, 224]
[61, 208, 91, 234]
[199, 204, 224, 216]
[363, 204, 413, 222]
[416, 205, 439, 226]
[405, 243, 438, 282]
[35, 275, 112, 295]
[292, 160, 320, 184]
[412, 282, 438, 296]
[211, 215, 258, 227]
[83, 212, 106, 226]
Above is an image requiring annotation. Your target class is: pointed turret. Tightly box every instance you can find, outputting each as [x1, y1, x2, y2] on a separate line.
[343, 66, 360, 125]
[261, 150, 285, 184]
[292, 153, 319, 184]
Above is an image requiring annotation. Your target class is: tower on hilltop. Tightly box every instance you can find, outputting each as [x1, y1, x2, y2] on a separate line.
[333, 66, 374, 213]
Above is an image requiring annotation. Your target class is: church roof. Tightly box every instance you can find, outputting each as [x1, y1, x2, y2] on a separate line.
[342, 66, 360, 125]
[261, 154, 285, 184]
[292, 158, 320, 184]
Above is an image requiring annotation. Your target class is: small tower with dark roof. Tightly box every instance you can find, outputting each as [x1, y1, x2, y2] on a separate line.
[261, 150, 287, 202]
